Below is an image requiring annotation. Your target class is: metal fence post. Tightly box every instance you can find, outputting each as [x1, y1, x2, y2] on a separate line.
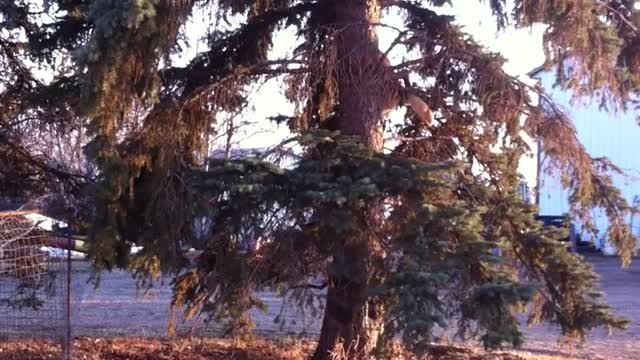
[63, 220, 72, 360]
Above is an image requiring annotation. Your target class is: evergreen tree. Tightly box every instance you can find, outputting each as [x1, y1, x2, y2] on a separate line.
[2, 1, 640, 359]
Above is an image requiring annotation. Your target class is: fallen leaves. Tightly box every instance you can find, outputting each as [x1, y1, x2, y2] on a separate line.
[0, 338, 537, 360]
[0, 337, 314, 360]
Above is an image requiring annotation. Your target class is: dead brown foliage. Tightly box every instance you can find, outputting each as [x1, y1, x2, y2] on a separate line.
[0, 338, 313, 360]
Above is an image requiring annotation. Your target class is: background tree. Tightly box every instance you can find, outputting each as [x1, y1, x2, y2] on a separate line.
[2, 0, 640, 359]
[0, 0, 91, 222]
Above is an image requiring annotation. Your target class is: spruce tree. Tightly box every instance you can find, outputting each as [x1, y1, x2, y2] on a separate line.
[2, 1, 640, 359]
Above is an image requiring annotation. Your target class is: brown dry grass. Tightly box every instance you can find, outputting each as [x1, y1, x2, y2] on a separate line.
[0, 338, 573, 360]
[0, 338, 315, 360]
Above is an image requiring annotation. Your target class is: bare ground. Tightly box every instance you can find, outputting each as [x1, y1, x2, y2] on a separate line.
[507, 255, 640, 360]
[1, 254, 639, 359]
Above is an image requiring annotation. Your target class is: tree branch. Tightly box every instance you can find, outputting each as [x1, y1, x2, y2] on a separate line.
[292, 282, 327, 290]
[597, 0, 639, 34]
[391, 59, 424, 71]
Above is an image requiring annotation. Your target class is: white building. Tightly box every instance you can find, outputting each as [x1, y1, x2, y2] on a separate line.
[529, 65, 640, 253]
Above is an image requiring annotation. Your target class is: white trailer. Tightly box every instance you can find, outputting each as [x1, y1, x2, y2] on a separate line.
[530, 65, 640, 254]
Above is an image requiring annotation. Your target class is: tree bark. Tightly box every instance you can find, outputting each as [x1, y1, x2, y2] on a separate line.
[312, 229, 387, 360]
[312, 1, 388, 359]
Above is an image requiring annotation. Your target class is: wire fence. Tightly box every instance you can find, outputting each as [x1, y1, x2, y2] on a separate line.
[0, 206, 321, 359]
[0, 211, 71, 359]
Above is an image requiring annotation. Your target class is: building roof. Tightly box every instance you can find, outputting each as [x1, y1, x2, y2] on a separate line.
[209, 147, 299, 168]
[527, 56, 576, 79]
[0, 202, 21, 212]
[210, 148, 267, 159]
[527, 63, 548, 78]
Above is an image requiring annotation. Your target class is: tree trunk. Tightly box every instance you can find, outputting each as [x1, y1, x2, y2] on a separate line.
[312, 1, 388, 359]
[312, 238, 386, 360]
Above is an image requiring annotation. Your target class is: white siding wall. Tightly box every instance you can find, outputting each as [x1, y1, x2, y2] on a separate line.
[535, 69, 640, 250]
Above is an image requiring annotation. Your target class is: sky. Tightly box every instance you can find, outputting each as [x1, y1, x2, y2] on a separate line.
[179, 2, 547, 182]
[20, 1, 544, 183]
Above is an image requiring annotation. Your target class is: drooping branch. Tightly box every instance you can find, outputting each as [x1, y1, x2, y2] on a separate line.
[387, 2, 636, 263]
[596, 0, 640, 34]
